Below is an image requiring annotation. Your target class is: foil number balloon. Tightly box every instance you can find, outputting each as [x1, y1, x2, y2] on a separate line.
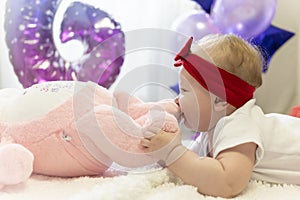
[5, 0, 125, 88]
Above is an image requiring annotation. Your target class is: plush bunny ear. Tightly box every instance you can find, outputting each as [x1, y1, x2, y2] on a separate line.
[77, 104, 161, 168]
[77, 98, 179, 168]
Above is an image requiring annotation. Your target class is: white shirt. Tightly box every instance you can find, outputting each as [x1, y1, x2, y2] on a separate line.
[190, 99, 300, 185]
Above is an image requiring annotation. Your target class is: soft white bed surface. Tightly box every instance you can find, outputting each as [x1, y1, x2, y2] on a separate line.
[1, 164, 300, 200]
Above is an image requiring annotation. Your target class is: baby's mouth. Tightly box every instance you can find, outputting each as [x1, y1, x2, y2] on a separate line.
[178, 113, 184, 123]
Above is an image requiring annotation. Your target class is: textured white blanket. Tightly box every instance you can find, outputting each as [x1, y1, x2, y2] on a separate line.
[1, 165, 300, 200]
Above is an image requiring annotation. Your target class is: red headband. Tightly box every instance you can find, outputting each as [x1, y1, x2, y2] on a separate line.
[174, 37, 255, 108]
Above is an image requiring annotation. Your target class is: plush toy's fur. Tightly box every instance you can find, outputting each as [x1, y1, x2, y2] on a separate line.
[0, 81, 179, 188]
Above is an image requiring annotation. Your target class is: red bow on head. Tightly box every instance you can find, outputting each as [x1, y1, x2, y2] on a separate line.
[174, 37, 255, 108]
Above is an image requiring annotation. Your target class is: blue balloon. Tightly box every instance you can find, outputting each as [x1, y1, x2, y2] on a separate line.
[192, 0, 214, 13]
[251, 25, 295, 73]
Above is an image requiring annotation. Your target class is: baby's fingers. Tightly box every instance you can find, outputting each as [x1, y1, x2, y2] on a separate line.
[146, 126, 163, 134]
[140, 138, 151, 148]
[143, 131, 155, 139]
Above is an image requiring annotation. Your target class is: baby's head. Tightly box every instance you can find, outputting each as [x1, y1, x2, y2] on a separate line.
[176, 34, 264, 132]
[196, 34, 263, 88]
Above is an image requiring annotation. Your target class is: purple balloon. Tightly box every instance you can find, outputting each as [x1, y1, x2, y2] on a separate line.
[210, 0, 277, 39]
[5, 0, 125, 88]
[172, 9, 220, 41]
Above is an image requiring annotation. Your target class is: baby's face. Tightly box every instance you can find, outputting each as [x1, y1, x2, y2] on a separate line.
[178, 68, 214, 132]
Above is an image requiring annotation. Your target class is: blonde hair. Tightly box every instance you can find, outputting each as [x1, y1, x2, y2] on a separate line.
[195, 34, 264, 88]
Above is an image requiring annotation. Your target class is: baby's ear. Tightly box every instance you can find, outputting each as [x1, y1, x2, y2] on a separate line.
[213, 97, 229, 112]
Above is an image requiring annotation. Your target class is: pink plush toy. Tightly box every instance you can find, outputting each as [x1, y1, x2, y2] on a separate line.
[0, 81, 180, 189]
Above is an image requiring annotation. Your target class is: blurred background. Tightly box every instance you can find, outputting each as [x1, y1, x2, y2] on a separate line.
[0, 0, 299, 114]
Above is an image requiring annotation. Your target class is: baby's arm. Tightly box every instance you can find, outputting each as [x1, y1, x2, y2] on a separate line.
[168, 142, 256, 198]
[141, 129, 256, 198]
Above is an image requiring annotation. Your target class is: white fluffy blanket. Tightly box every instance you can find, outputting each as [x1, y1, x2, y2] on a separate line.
[1, 164, 300, 200]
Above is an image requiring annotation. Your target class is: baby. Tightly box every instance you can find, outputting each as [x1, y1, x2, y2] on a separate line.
[141, 34, 300, 198]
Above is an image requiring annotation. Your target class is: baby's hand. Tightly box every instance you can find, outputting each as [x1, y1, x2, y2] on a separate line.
[140, 127, 186, 166]
[141, 127, 178, 151]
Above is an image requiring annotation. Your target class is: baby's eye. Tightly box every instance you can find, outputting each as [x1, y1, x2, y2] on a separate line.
[180, 88, 188, 93]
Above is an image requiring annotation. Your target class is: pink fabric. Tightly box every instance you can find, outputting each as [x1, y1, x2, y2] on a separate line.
[2, 98, 112, 177]
[76, 91, 180, 168]
[0, 144, 33, 185]
[0, 82, 179, 180]
[1, 82, 114, 177]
